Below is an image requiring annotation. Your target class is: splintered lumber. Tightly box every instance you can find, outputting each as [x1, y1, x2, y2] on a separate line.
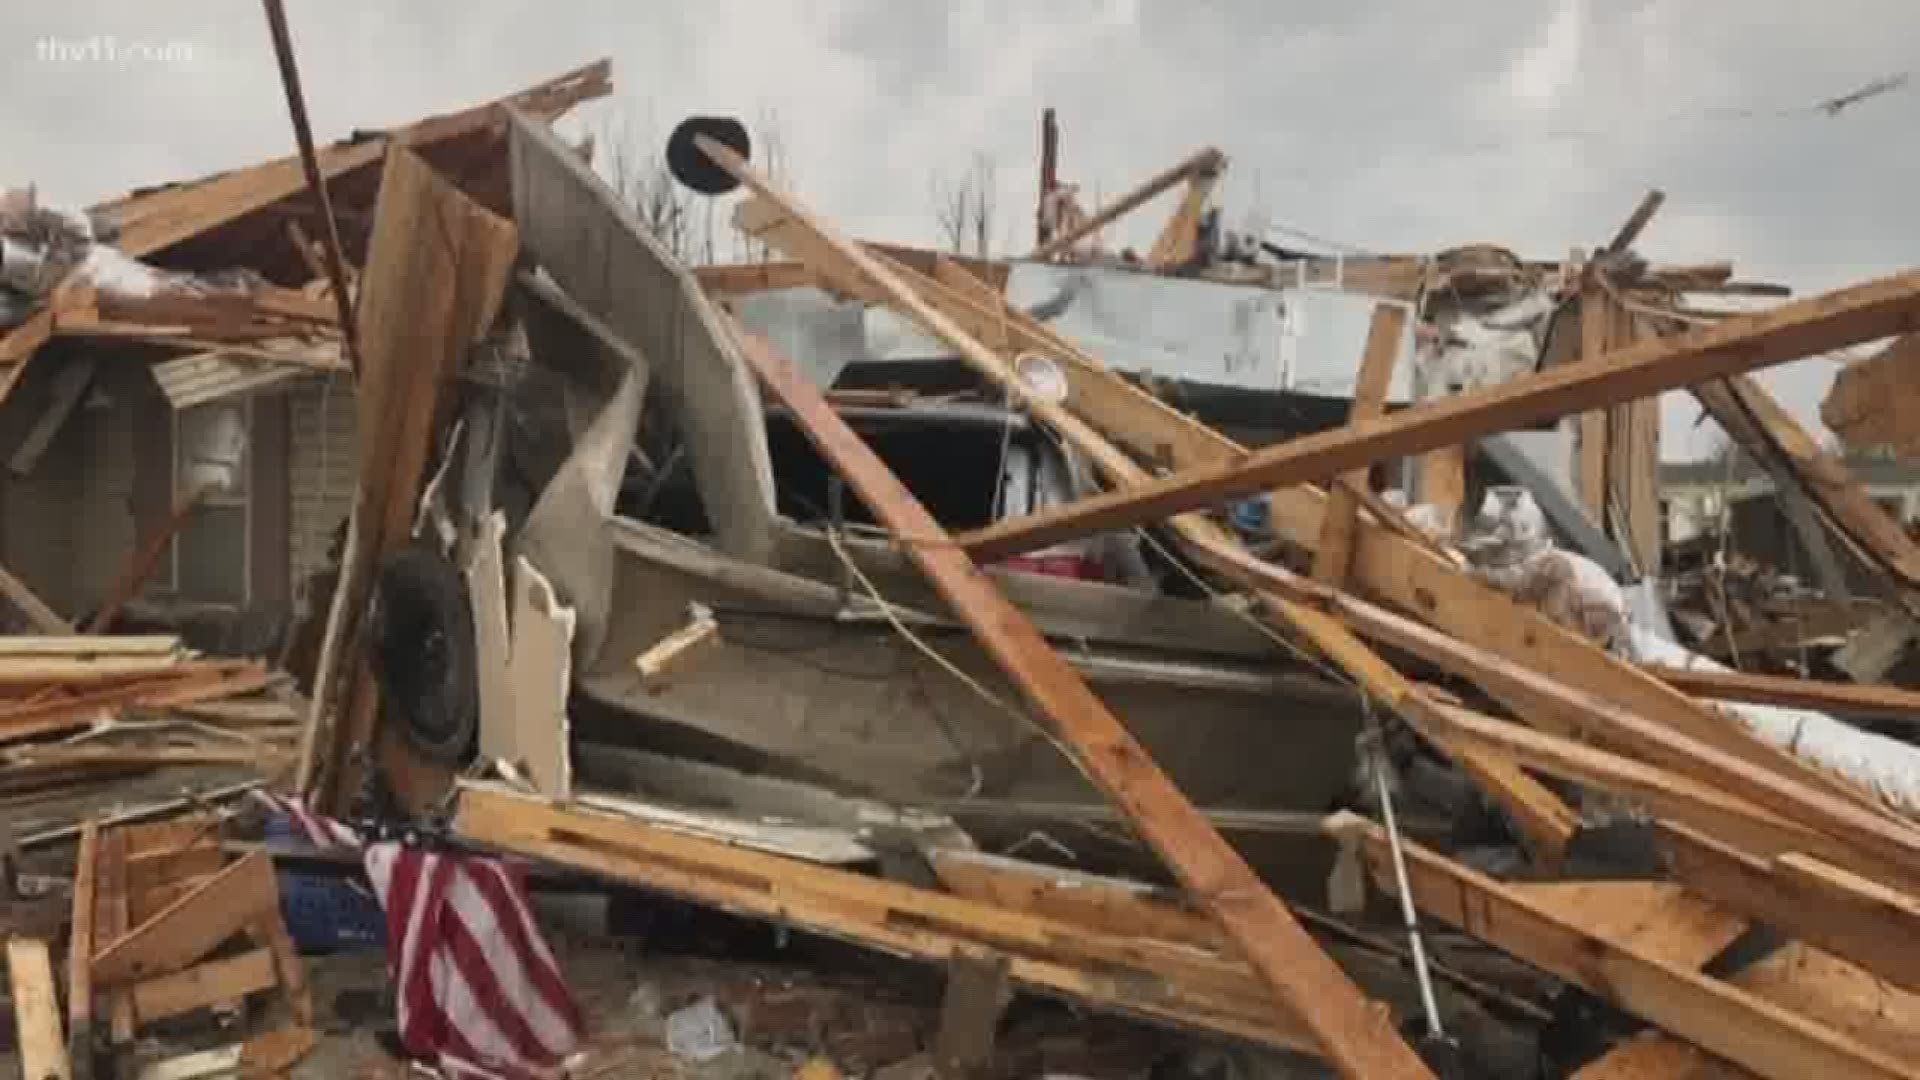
[0, 562, 73, 635]
[11, 937, 71, 1080]
[1327, 813, 1916, 1080]
[0, 636, 179, 657]
[300, 144, 518, 813]
[129, 950, 277, 1026]
[1660, 823, 1920, 994]
[1314, 304, 1407, 585]
[633, 602, 721, 690]
[1696, 372, 1920, 595]
[1146, 168, 1219, 270]
[1575, 942, 1920, 1079]
[1824, 332, 1920, 457]
[1320, 585, 1920, 892]
[0, 663, 271, 747]
[1651, 665, 1920, 722]
[455, 785, 1315, 1055]
[726, 184, 1573, 864]
[91, 852, 278, 985]
[1604, 189, 1666, 253]
[724, 323, 1431, 1078]
[1029, 148, 1226, 261]
[958, 269, 1920, 562]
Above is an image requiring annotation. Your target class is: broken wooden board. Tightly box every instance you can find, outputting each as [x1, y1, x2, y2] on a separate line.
[10, 937, 71, 1080]
[455, 785, 1315, 1056]
[1328, 812, 1915, 1080]
[91, 852, 277, 985]
[723, 322, 1433, 1079]
[1313, 304, 1407, 586]
[301, 142, 519, 813]
[1824, 332, 1920, 458]
[734, 190, 1574, 864]
[1029, 148, 1226, 261]
[1651, 665, 1920, 724]
[0, 563, 75, 634]
[958, 269, 1920, 561]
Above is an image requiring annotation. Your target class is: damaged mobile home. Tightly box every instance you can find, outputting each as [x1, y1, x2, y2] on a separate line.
[5, 42, 1920, 1080]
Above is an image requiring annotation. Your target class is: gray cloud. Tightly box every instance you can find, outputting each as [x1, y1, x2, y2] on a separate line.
[3, 0, 1913, 458]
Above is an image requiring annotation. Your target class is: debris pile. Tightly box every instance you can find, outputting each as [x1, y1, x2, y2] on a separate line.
[5, 34, 1920, 1080]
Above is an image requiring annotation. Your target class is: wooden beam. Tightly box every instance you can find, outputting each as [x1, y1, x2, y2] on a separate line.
[0, 561, 74, 634]
[1577, 279, 1612, 522]
[10, 937, 71, 1080]
[1823, 332, 1920, 458]
[456, 785, 1314, 1054]
[1029, 148, 1226, 261]
[128, 950, 277, 1026]
[1146, 171, 1218, 271]
[1604, 189, 1666, 253]
[957, 269, 1920, 562]
[1698, 372, 1920, 596]
[1317, 580, 1920, 892]
[1314, 305, 1406, 585]
[1328, 813, 1915, 1080]
[87, 483, 210, 633]
[66, 823, 98, 1079]
[730, 185, 1573, 865]
[723, 322, 1433, 1078]
[1660, 823, 1920, 993]
[1650, 665, 1920, 723]
[9, 355, 97, 477]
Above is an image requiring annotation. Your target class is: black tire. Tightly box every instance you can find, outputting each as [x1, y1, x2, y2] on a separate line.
[370, 540, 478, 764]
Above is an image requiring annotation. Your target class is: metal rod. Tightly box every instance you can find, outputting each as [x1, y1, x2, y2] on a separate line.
[1368, 719, 1447, 1040]
[261, 0, 360, 370]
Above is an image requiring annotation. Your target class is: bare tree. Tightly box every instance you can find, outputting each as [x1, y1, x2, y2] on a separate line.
[931, 152, 996, 259]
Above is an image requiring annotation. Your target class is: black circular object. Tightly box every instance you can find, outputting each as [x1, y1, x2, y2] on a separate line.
[667, 116, 751, 195]
[370, 540, 478, 764]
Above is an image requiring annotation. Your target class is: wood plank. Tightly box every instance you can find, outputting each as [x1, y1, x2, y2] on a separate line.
[456, 786, 1312, 1053]
[1513, 880, 1745, 969]
[1578, 280, 1612, 522]
[722, 322, 1431, 1079]
[739, 195, 1573, 865]
[632, 603, 720, 690]
[1323, 585, 1920, 891]
[927, 848, 1225, 952]
[1651, 665, 1920, 722]
[96, 828, 134, 1045]
[1605, 189, 1667, 253]
[1414, 444, 1466, 534]
[1314, 304, 1407, 585]
[1660, 823, 1920, 994]
[91, 853, 277, 985]
[0, 636, 178, 657]
[958, 270, 1920, 562]
[1030, 148, 1226, 261]
[1328, 813, 1915, 1080]
[1700, 372, 1920, 594]
[1146, 171, 1218, 270]
[1421, 702, 1855, 872]
[301, 143, 519, 812]
[10, 937, 71, 1080]
[0, 562, 75, 635]
[129, 949, 277, 1025]
[1824, 332, 1920, 458]
[66, 822, 98, 1078]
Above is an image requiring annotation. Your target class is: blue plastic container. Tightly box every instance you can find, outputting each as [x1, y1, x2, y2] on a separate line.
[264, 813, 387, 953]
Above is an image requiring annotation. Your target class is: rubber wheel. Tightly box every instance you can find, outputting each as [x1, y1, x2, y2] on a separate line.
[370, 541, 478, 764]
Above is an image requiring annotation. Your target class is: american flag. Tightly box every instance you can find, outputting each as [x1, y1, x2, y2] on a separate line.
[254, 791, 584, 1080]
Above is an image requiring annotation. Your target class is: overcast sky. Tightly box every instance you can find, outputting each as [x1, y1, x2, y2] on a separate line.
[4, 0, 1916, 459]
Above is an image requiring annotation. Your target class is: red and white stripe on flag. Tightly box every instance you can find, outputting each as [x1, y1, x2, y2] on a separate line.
[252, 792, 584, 1079]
